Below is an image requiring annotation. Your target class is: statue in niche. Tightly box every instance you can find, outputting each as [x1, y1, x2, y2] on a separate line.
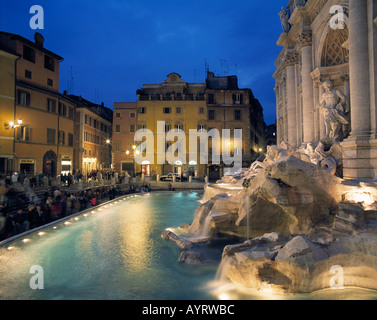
[279, 6, 291, 33]
[319, 80, 350, 142]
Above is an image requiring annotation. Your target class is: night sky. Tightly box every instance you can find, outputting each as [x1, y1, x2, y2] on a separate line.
[0, 0, 285, 125]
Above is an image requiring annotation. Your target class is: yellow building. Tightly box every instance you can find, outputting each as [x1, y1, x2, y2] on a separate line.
[205, 72, 266, 180]
[70, 95, 113, 175]
[112, 102, 138, 174]
[0, 32, 75, 177]
[136, 73, 207, 179]
[0, 43, 18, 175]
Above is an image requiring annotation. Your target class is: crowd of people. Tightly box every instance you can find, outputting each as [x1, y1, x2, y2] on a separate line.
[0, 182, 131, 242]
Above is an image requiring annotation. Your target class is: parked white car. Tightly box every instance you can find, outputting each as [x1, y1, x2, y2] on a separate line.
[160, 173, 181, 181]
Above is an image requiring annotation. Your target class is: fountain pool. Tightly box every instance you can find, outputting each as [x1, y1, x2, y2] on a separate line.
[0, 192, 218, 300]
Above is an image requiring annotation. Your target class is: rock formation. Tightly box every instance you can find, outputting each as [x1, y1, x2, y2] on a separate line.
[162, 141, 377, 295]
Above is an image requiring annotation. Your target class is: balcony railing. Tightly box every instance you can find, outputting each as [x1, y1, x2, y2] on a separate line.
[138, 94, 206, 102]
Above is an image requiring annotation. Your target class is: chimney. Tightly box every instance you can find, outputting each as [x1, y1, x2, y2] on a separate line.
[34, 32, 44, 47]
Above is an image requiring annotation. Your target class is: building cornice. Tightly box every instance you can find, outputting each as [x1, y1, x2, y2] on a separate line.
[310, 62, 349, 84]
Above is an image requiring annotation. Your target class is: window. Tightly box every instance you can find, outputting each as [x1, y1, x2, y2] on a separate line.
[17, 126, 31, 142]
[233, 94, 243, 105]
[58, 131, 65, 145]
[47, 78, 53, 87]
[18, 90, 30, 106]
[199, 107, 205, 114]
[208, 110, 215, 120]
[115, 142, 121, 152]
[23, 45, 35, 63]
[68, 107, 74, 119]
[25, 70, 32, 79]
[116, 113, 121, 119]
[138, 124, 147, 132]
[208, 94, 215, 104]
[93, 119, 97, 129]
[130, 112, 136, 118]
[85, 115, 88, 124]
[47, 99, 56, 113]
[175, 124, 183, 132]
[165, 125, 172, 132]
[139, 107, 146, 114]
[58, 103, 67, 116]
[176, 107, 182, 114]
[198, 124, 206, 132]
[116, 125, 121, 133]
[47, 129, 56, 144]
[130, 125, 135, 133]
[235, 110, 241, 121]
[68, 133, 74, 147]
[163, 107, 171, 114]
[44, 55, 55, 71]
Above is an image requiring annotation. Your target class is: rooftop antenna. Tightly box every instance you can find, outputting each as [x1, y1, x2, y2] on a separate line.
[204, 59, 209, 76]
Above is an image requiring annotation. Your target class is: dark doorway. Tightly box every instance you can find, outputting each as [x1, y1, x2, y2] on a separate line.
[209, 165, 221, 181]
[43, 150, 57, 177]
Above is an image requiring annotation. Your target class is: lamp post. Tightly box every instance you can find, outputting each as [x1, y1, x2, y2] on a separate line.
[106, 139, 112, 171]
[4, 118, 23, 174]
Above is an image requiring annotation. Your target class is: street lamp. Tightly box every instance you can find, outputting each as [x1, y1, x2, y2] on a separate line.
[5, 118, 22, 129]
[4, 118, 23, 174]
[105, 139, 112, 170]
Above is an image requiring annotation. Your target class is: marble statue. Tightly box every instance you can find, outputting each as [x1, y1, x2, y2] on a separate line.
[279, 6, 291, 33]
[319, 80, 350, 142]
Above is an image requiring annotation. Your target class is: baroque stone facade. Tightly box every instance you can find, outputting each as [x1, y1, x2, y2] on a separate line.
[274, 0, 377, 180]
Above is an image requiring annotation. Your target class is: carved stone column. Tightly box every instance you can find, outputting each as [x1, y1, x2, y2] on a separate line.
[348, 0, 370, 138]
[342, 0, 375, 180]
[285, 52, 299, 147]
[298, 31, 315, 144]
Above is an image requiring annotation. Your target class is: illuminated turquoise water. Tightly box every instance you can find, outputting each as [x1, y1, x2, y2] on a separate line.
[0, 192, 218, 300]
[2, 191, 377, 301]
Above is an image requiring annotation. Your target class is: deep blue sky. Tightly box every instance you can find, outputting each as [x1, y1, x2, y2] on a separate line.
[0, 0, 285, 125]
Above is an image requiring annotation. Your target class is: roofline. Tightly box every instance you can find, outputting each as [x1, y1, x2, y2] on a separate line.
[0, 31, 64, 61]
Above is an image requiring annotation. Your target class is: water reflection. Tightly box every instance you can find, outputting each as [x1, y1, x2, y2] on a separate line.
[119, 197, 155, 274]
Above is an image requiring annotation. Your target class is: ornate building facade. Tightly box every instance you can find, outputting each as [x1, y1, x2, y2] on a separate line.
[274, 0, 377, 180]
[0, 32, 76, 177]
